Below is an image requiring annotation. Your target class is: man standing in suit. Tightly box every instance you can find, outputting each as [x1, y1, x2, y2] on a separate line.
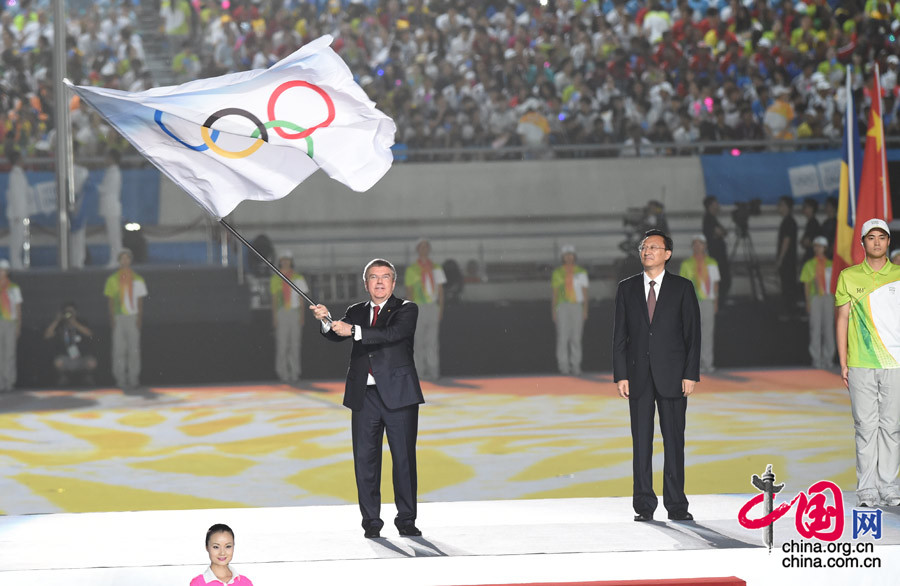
[312, 258, 424, 539]
[613, 229, 701, 522]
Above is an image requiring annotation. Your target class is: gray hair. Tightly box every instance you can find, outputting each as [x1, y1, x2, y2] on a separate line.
[363, 258, 396, 282]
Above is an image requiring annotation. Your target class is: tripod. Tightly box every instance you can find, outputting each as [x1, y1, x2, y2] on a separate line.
[730, 228, 766, 302]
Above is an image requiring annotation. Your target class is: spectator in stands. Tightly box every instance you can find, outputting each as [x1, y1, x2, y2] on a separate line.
[764, 87, 796, 141]
[104, 248, 147, 390]
[775, 195, 799, 318]
[270, 250, 307, 385]
[551, 244, 589, 377]
[799, 197, 820, 263]
[621, 123, 655, 157]
[4, 150, 31, 270]
[799, 236, 834, 370]
[679, 234, 720, 374]
[0, 259, 22, 392]
[44, 301, 97, 387]
[172, 40, 201, 84]
[404, 238, 445, 382]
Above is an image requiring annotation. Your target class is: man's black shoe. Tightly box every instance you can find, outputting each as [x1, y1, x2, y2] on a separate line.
[364, 527, 381, 539]
[633, 512, 653, 522]
[397, 525, 422, 537]
[668, 512, 694, 521]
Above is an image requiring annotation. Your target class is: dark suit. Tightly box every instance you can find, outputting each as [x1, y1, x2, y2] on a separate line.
[323, 294, 424, 532]
[613, 271, 700, 517]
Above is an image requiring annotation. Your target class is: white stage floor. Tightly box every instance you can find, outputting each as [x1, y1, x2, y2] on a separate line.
[1, 496, 897, 586]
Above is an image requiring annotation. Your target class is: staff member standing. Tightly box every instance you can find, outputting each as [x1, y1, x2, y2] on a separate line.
[835, 219, 900, 507]
[5, 151, 32, 270]
[800, 236, 835, 370]
[98, 148, 123, 267]
[613, 229, 700, 522]
[404, 238, 445, 381]
[679, 234, 720, 374]
[312, 258, 424, 539]
[104, 248, 147, 389]
[551, 244, 589, 376]
[270, 250, 307, 384]
[0, 259, 22, 392]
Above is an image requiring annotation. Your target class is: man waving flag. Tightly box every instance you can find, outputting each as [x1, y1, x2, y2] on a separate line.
[65, 35, 395, 219]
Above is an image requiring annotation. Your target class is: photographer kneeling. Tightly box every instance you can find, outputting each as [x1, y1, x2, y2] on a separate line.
[44, 302, 97, 387]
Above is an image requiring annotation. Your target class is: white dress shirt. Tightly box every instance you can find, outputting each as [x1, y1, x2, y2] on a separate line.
[643, 270, 665, 301]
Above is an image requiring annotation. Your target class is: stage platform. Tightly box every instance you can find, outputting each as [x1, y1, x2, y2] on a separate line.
[0, 496, 897, 585]
[0, 369, 893, 585]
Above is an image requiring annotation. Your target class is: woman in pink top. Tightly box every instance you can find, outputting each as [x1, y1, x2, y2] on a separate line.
[190, 523, 254, 586]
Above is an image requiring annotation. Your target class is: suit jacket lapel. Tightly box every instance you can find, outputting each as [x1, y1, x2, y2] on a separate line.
[381, 295, 401, 322]
[634, 274, 650, 326]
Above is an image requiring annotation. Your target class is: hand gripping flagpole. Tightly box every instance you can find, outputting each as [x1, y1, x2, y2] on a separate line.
[218, 218, 332, 323]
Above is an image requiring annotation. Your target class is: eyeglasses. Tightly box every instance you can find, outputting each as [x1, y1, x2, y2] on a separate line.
[638, 245, 668, 253]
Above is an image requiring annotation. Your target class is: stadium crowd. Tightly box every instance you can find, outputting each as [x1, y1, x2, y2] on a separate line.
[183, 0, 900, 155]
[1, 0, 900, 158]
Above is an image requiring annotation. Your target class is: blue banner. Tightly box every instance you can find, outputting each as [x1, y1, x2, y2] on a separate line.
[0, 167, 160, 229]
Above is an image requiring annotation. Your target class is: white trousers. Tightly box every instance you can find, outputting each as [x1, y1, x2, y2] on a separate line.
[0, 320, 16, 391]
[848, 367, 900, 499]
[808, 294, 835, 369]
[8, 217, 25, 270]
[112, 314, 141, 388]
[275, 307, 302, 383]
[555, 303, 584, 375]
[698, 299, 715, 372]
[414, 303, 441, 380]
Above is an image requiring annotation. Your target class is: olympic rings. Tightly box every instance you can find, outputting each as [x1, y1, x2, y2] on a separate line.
[156, 80, 334, 160]
[155, 110, 220, 151]
[251, 120, 314, 158]
[267, 80, 335, 140]
[200, 108, 268, 159]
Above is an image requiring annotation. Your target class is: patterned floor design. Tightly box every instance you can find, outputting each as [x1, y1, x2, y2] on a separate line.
[0, 368, 854, 515]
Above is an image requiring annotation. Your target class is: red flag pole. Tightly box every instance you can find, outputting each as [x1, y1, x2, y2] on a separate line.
[219, 218, 332, 323]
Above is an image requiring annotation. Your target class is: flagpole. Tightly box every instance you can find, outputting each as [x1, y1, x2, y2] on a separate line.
[874, 64, 890, 220]
[218, 218, 332, 323]
[846, 66, 857, 227]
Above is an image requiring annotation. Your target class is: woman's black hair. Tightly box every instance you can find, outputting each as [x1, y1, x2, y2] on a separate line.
[205, 523, 234, 547]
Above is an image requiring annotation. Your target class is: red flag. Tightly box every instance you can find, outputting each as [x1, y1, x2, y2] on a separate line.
[852, 65, 894, 263]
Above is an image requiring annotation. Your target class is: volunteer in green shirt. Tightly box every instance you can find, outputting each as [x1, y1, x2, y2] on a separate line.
[404, 239, 445, 381]
[835, 219, 900, 507]
[270, 250, 308, 384]
[679, 234, 720, 374]
[551, 244, 589, 376]
[799, 236, 835, 370]
[104, 249, 147, 390]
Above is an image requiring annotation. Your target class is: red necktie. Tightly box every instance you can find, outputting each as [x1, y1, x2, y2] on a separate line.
[648, 280, 657, 322]
[368, 305, 380, 376]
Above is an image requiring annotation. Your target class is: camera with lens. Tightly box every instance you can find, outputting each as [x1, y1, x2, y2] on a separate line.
[731, 198, 761, 238]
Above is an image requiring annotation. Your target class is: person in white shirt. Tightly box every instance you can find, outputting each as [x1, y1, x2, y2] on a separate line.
[5, 151, 32, 270]
[69, 157, 91, 269]
[98, 149, 123, 267]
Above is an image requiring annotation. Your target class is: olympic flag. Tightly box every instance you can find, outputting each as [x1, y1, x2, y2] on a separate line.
[65, 35, 396, 218]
